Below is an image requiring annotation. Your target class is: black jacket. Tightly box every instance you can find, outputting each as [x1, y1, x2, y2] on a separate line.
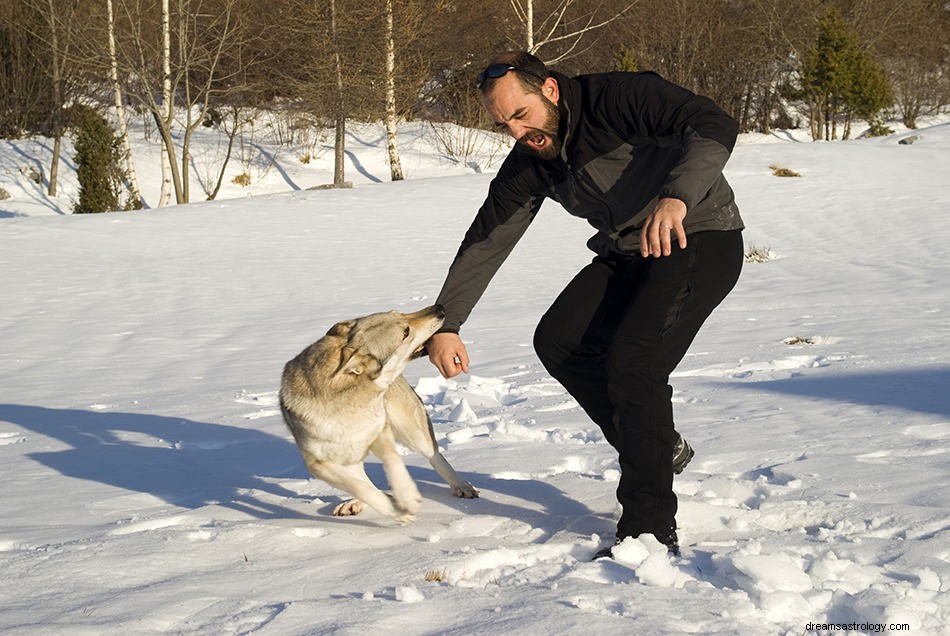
[436, 70, 744, 333]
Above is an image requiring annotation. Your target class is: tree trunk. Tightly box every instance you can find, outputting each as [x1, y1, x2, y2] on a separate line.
[159, 0, 174, 206]
[384, 0, 403, 181]
[153, 109, 184, 204]
[45, 0, 61, 197]
[208, 107, 240, 200]
[49, 135, 61, 197]
[526, 0, 534, 51]
[108, 0, 143, 208]
[331, 0, 346, 186]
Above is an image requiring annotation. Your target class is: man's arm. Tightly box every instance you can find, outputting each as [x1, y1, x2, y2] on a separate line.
[428, 156, 544, 377]
[434, 157, 544, 335]
[609, 72, 738, 257]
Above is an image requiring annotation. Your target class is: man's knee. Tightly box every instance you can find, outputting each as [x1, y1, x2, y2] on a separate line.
[533, 312, 566, 367]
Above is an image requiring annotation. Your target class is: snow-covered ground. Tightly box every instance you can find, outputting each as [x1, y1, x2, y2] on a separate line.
[1, 114, 948, 635]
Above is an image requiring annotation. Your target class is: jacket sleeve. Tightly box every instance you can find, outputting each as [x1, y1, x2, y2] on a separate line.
[435, 154, 543, 333]
[610, 72, 738, 210]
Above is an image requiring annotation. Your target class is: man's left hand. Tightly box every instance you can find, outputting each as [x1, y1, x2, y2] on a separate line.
[640, 197, 688, 258]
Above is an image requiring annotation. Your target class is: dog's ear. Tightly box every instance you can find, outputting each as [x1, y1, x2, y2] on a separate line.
[337, 346, 362, 375]
[326, 320, 355, 338]
[337, 346, 382, 377]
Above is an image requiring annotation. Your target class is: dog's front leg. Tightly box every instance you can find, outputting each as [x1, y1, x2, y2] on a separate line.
[300, 451, 403, 521]
[370, 427, 422, 521]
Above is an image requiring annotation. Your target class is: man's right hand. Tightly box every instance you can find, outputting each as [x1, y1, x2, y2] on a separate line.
[426, 332, 470, 378]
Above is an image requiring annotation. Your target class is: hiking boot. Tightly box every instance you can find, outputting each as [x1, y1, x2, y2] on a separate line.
[672, 432, 694, 475]
[591, 528, 680, 561]
[657, 527, 680, 556]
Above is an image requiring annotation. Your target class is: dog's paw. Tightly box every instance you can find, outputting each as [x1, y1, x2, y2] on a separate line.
[452, 483, 480, 499]
[393, 492, 422, 517]
[332, 499, 365, 516]
[393, 511, 417, 525]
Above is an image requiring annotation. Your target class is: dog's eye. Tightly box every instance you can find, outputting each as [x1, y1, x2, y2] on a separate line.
[403, 326, 411, 340]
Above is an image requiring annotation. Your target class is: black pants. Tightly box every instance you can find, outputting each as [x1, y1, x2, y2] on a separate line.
[533, 230, 743, 539]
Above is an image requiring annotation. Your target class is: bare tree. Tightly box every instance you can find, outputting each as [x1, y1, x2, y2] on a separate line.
[107, 0, 143, 207]
[0, 3, 52, 139]
[112, 0, 255, 205]
[384, 0, 403, 181]
[41, 0, 64, 196]
[175, 0, 247, 203]
[330, 0, 347, 186]
[870, 0, 950, 128]
[159, 0, 174, 205]
[507, 0, 638, 64]
[21, 0, 84, 196]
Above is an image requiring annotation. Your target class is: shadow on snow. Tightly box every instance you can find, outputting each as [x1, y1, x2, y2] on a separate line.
[724, 366, 950, 417]
[0, 403, 590, 529]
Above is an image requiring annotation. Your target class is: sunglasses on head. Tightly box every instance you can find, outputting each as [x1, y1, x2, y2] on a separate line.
[475, 63, 548, 89]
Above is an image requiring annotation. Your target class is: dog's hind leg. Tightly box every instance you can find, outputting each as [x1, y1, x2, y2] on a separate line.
[300, 450, 412, 523]
[427, 452, 479, 499]
[385, 377, 479, 499]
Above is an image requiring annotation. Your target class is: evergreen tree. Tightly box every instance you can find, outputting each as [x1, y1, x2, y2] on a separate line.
[73, 109, 125, 214]
[801, 8, 893, 140]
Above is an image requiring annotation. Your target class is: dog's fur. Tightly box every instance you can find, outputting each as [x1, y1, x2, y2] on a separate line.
[279, 305, 478, 523]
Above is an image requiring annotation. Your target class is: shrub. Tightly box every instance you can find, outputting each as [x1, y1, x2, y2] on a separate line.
[72, 109, 126, 214]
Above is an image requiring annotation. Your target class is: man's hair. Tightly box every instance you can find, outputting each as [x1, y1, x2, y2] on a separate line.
[477, 51, 550, 96]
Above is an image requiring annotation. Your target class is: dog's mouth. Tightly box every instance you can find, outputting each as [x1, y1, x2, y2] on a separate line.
[409, 343, 428, 360]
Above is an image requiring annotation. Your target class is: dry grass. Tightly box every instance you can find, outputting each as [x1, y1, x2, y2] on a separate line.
[424, 569, 446, 583]
[770, 164, 801, 177]
[744, 245, 775, 263]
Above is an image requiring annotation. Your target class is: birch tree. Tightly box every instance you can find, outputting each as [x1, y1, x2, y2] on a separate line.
[384, 0, 403, 181]
[158, 0, 174, 206]
[107, 0, 143, 208]
[114, 0, 252, 205]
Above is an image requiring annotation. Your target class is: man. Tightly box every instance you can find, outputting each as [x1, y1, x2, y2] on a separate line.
[426, 51, 744, 558]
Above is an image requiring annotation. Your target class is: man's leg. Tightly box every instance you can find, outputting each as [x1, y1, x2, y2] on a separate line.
[533, 256, 631, 447]
[608, 230, 744, 543]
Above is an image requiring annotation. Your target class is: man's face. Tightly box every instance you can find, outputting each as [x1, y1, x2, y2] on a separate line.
[482, 73, 561, 160]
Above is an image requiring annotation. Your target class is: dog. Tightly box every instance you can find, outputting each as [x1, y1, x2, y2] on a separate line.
[279, 304, 478, 523]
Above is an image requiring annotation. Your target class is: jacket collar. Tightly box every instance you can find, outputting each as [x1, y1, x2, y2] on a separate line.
[551, 71, 581, 161]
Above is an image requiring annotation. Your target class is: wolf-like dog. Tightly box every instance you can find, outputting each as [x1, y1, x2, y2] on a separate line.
[279, 304, 478, 523]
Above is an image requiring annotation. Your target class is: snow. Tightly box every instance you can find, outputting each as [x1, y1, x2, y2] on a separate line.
[2, 114, 949, 635]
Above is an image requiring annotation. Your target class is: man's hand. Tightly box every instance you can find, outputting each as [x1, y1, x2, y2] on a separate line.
[426, 332, 470, 378]
[640, 197, 688, 258]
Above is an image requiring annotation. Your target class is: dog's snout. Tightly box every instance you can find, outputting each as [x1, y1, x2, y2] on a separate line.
[433, 304, 445, 319]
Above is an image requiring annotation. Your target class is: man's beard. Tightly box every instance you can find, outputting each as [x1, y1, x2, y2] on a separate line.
[518, 97, 561, 160]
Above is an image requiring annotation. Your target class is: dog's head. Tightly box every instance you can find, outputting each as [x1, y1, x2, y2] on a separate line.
[329, 304, 445, 387]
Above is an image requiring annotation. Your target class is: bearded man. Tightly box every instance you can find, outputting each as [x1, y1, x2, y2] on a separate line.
[426, 51, 744, 558]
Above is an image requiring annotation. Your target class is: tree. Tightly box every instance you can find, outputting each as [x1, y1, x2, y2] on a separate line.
[0, 3, 51, 138]
[20, 0, 86, 197]
[874, 0, 950, 128]
[107, 0, 143, 208]
[111, 0, 256, 205]
[507, 0, 637, 64]
[330, 0, 348, 186]
[800, 7, 892, 140]
[73, 108, 127, 214]
[384, 0, 403, 181]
